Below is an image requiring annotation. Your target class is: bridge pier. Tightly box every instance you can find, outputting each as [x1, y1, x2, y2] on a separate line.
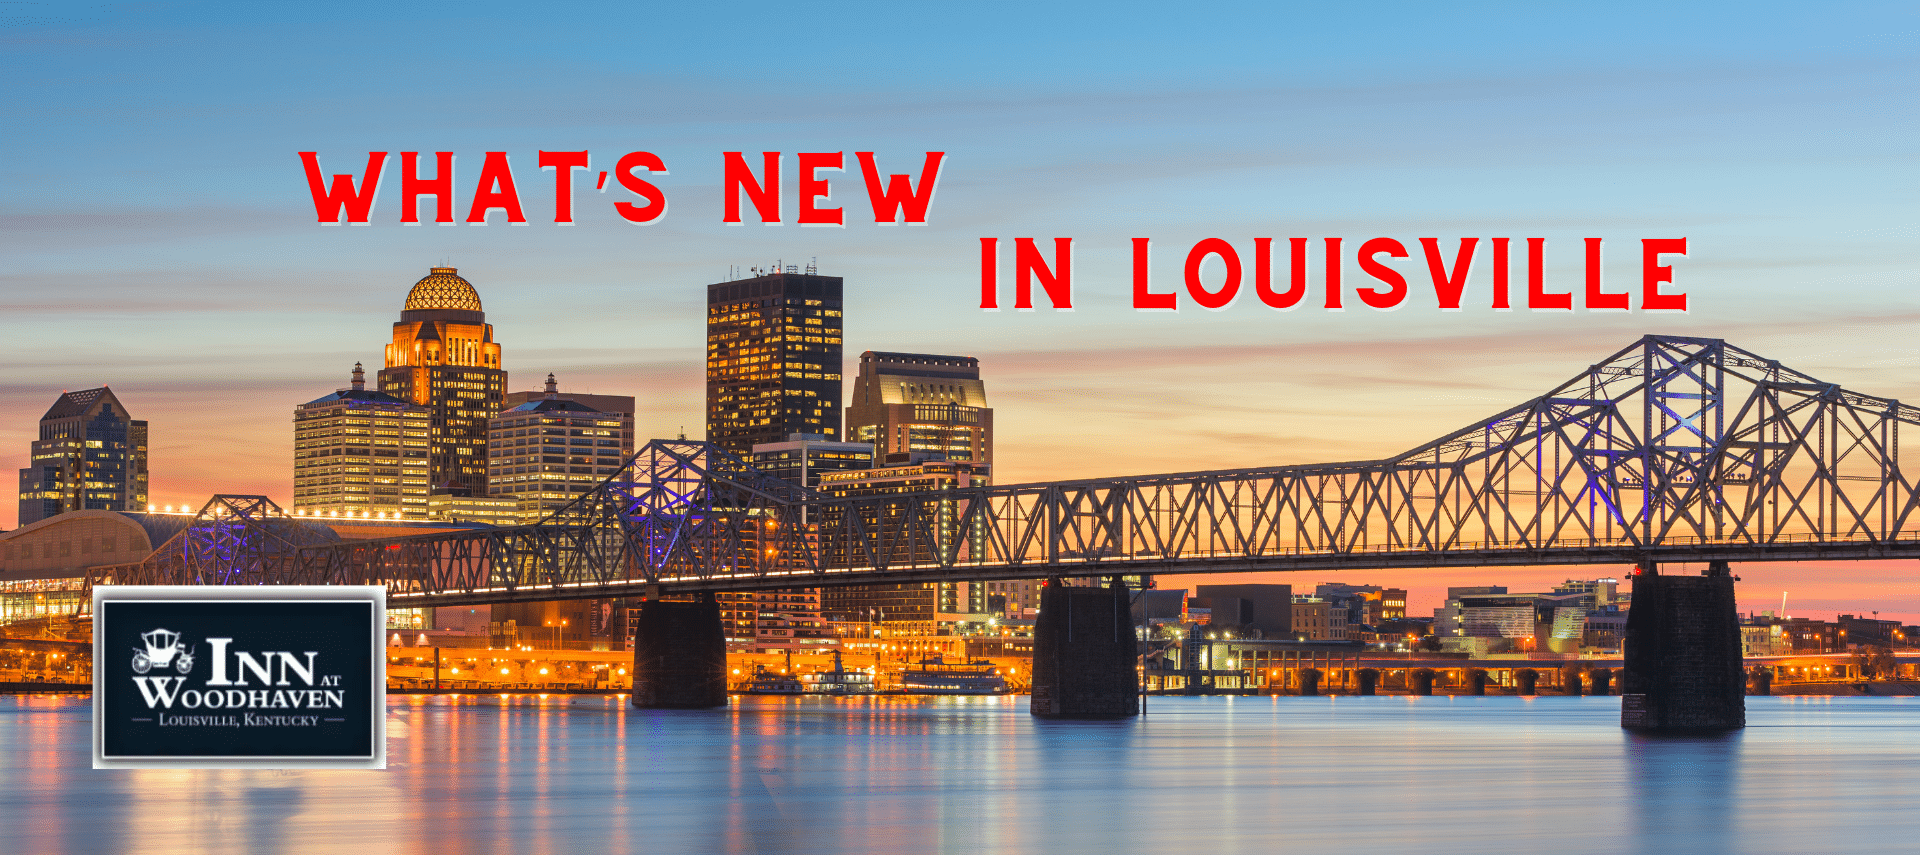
[1031, 580, 1139, 718]
[630, 595, 729, 709]
[1621, 561, 1745, 731]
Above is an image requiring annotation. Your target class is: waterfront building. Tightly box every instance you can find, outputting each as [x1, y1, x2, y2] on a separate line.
[293, 363, 432, 519]
[1433, 586, 1508, 637]
[17, 387, 148, 526]
[377, 267, 506, 496]
[0, 509, 187, 621]
[424, 493, 523, 526]
[1838, 613, 1901, 648]
[0, 505, 486, 628]
[845, 352, 992, 465]
[1742, 622, 1791, 657]
[717, 589, 839, 653]
[705, 268, 844, 455]
[1313, 583, 1409, 629]
[1553, 578, 1623, 607]
[1584, 605, 1629, 651]
[486, 374, 634, 521]
[1194, 584, 1294, 638]
[1776, 617, 1842, 652]
[1432, 586, 1602, 654]
[1290, 597, 1344, 641]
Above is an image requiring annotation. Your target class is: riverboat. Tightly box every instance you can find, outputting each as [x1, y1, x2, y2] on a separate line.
[899, 658, 1009, 695]
[737, 665, 804, 694]
[800, 651, 875, 695]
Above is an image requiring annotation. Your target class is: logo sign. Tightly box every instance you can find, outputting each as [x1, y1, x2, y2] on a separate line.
[93, 586, 386, 769]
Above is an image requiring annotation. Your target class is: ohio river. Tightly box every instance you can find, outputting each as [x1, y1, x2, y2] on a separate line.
[4, 694, 1917, 854]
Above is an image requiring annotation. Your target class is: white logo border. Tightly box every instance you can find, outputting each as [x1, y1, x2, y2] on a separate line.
[92, 585, 387, 770]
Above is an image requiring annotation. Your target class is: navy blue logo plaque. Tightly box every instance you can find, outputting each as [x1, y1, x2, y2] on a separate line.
[93, 586, 386, 769]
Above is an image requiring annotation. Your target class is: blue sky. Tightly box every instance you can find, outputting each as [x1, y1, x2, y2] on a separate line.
[3, 1, 1915, 615]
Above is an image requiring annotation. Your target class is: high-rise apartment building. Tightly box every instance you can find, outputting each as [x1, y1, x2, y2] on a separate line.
[293, 364, 432, 519]
[705, 269, 843, 455]
[377, 267, 506, 495]
[487, 374, 635, 520]
[17, 387, 148, 525]
[845, 352, 992, 465]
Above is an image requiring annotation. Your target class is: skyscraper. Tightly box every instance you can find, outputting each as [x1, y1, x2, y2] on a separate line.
[377, 267, 506, 495]
[840, 352, 1031, 618]
[16, 387, 148, 525]
[487, 374, 635, 520]
[293, 363, 432, 519]
[705, 268, 844, 455]
[845, 352, 992, 465]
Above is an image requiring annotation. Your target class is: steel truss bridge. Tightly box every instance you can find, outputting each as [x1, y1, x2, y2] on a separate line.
[92, 336, 1920, 608]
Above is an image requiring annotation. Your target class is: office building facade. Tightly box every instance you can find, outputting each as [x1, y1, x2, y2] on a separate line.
[845, 352, 992, 465]
[17, 387, 148, 526]
[293, 364, 433, 519]
[817, 459, 991, 635]
[486, 374, 634, 521]
[377, 267, 506, 495]
[750, 434, 874, 490]
[705, 270, 844, 455]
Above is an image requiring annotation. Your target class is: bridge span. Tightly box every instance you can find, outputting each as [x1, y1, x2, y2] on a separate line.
[95, 335, 1920, 605]
[88, 335, 1920, 726]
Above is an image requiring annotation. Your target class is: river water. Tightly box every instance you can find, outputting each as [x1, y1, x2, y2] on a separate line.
[4, 693, 1916, 854]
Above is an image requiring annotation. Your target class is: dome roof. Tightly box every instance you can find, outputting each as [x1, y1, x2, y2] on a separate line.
[404, 267, 483, 312]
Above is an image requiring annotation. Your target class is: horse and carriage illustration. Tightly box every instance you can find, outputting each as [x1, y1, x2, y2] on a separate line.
[131, 628, 195, 675]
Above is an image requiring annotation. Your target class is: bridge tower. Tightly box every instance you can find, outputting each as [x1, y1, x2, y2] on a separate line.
[630, 594, 729, 709]
[1030, 579, 1139, 718]
[1620, 561, 1745, 730]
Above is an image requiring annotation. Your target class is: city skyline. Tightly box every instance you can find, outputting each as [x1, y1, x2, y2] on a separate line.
[4, 3, 1915, 620]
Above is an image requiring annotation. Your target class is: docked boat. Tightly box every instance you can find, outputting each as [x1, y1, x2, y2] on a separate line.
[800, 651, 876, 695]
[899, 658, 1009, 695]
[737, 665, 804, 694]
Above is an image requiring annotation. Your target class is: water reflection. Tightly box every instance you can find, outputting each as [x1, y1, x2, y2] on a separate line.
[1625, 730, 1742, 855]
[2, 694, 1915, 854]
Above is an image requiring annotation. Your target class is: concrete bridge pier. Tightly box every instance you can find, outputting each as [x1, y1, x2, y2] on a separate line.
[1621, 561, 1745, 731]
[1030, 579, 1139, 718]
[631, 594, 729, 709]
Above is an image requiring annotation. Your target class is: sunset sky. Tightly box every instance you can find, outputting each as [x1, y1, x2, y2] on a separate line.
[4, 2, 1915, 619]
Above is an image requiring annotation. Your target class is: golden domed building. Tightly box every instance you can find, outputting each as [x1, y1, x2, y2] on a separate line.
[376, 267, 506, 496]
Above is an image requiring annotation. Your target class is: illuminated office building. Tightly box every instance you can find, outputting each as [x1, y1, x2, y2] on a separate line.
[750, 433, 874, 490]
[817, 459, 992, 635]
[487, 374, 635, 521]
[845, 352, 991, 465]
[705, 268, 843, 455]
[377, 266, 506, 495]
[293, 363, 432, 519]
[842, 352, 1029, 617]
[16, 387, 148, 525]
